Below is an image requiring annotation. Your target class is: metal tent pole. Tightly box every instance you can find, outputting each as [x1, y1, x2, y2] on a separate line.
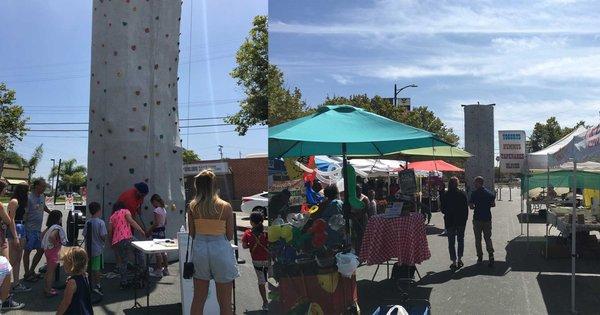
[571, 160, 577, 314]
[342, 143, 351, 250]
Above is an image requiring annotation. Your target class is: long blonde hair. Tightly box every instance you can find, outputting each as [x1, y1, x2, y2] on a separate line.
[189, 170, 221, 218]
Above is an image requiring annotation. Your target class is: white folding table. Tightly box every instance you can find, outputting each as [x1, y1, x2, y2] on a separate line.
[131, 240, 180, 311]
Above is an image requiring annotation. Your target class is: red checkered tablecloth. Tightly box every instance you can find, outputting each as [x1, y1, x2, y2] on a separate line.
[359, 212, 431, 265]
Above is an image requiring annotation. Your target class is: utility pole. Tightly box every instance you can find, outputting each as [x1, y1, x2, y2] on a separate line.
[218, 145, 223, 160]
[239, 151, 242, 159]
[53, 159, 62, 205]
[50, 159, 56, 190]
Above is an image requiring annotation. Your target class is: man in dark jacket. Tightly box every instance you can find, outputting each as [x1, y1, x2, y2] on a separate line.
[441, 176, 468, 270]
[469, 176, 496, 267]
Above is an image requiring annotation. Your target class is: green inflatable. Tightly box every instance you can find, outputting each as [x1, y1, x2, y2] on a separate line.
[345, 165, 364, 210]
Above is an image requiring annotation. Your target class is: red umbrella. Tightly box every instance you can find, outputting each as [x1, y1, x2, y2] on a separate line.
[403, 160, 464, 172]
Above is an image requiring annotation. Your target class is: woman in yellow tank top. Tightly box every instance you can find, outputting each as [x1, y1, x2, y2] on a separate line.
[188, 170, 239, 315]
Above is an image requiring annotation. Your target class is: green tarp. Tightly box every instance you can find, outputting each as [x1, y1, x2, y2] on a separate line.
[521, 170, 600, 190]
[269, 105, 451, 158]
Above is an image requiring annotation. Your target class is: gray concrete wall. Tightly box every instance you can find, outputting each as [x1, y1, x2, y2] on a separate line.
[87, 0, 185, 261]
[464, 104, 495, 193]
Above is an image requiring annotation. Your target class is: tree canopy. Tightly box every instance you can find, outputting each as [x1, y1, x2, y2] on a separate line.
[228, 15, 308, 131]
[227, 15, 269, 135]
[529, 117, 585, 151]
[0, 83, 28, 176]
[49, 159, 87, 192]
[182, 149, 200, 164]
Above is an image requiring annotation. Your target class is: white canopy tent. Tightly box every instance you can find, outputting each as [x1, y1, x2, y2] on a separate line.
[526, 123, 600, 313]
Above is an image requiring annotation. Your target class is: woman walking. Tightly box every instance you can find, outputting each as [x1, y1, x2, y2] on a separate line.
[441, 177, 468, 270]
[188, 170, 239, 315]
[6, 184, 30, 292]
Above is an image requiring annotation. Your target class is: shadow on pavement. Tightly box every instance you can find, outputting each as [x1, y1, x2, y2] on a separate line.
[425, 226, 445, 236]
[505, 236, 600, 274]
[14, 261, 177, 313]
[357, 278, 432, 314]
[537, 273, 600, 314]
[418, 261, 511, 286]
[122, 303, 182, 314]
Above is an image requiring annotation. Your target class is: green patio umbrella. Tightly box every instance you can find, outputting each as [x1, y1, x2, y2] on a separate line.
[269, 105, 451, 158]
[269, 105, 454, 243]
[399, 146, 472, 158]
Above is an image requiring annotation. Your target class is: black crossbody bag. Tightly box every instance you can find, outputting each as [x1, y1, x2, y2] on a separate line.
[183, 233, 194, 279]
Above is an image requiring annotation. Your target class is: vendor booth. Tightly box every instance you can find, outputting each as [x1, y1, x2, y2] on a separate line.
[269, 105, 459, 314]
[522, 123, 600, 313]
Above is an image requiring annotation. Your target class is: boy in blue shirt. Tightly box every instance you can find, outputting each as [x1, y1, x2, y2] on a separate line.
[469, 176, 496, 267]
[82, 202, 107, 295]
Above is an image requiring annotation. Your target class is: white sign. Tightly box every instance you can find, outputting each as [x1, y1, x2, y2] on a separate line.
[183, 162, 229, 176]
[398, 97, 411, 108]
[499, 130, 526, 173]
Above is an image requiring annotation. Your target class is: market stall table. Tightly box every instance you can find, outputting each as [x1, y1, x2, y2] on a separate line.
[544, 207, 600, 259]
[359, 212, 431, 279]
[131, 239, 180, 312]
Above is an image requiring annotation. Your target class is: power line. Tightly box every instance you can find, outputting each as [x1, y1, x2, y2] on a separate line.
[22, 126, 266, 137]
[27, 123, 233, 132]
[26, 116, 229, 125]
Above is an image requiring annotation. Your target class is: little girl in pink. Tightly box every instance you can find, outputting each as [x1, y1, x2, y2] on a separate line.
[41, 210, 68, 297]
[108, 201, 146, 288]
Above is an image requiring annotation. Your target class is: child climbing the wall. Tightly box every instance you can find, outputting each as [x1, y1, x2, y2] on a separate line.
[56, 247, 93, 315]
[241, 211, 270, 311]
[82, 202, 107, 295]
[109, 201, 146, 289]
[41, 210, 68, 297]
[146, 194, 169, 277]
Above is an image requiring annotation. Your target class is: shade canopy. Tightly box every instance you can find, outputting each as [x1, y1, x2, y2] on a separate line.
[522, 170, 600, 190]
[269, 105, 450, 158]
[399, 146, 472, 158]
[405, 160, 464, 172]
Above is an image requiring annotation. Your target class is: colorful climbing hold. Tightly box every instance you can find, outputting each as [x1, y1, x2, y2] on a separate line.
[131, 45, 136, 51]
[122, 21, 127, 26]
[129, 168, 134, 174]
[145, 27, 150, 33]
[135, 91, 140, 96]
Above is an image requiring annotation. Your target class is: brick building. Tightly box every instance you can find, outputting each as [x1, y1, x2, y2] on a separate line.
[183, 156, 267, 209]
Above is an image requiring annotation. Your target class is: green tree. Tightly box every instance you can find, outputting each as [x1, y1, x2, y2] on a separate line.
[228, 15, 309, 130]
[228, 15, 269, 134]
[529, 117, 585, 151]
[0, 83, 29, 176]
[26, 144, 44, 182]
[268, 66, 310, 126]
[182, 149, 200, 164]
[322, 94, 459, 145]
[2, 151, 25, 168]
[49, 159, 87, 192]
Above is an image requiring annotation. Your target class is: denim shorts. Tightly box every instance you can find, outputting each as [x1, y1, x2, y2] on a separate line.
[7, 223, 26, 240]
[25, 229, 42, 251]
[192, 234, 239, 283]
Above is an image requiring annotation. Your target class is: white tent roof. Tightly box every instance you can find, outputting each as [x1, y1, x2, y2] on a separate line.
[528, 126, 587, 169]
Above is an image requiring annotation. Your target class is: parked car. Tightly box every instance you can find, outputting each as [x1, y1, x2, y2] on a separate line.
[241, 192, 268, 217]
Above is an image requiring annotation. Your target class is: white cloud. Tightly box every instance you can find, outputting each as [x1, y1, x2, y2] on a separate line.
[331, 74, 353, 85]
[271, 1, 600, 36]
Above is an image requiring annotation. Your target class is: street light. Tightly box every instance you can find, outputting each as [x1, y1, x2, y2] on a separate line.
[394, 84, 418, 106]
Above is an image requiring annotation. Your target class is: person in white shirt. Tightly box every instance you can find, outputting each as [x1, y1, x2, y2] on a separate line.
[146, 194, 169, 277]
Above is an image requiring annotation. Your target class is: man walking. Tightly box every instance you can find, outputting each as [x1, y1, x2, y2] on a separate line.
[469, 176, 496, 267]
[23, 179, 52, 281]
[441, 177, 468, 270]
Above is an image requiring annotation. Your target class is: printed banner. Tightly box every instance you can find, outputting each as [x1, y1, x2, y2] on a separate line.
[499, 130, 526, 173]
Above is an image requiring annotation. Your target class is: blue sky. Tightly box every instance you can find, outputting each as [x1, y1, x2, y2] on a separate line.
[0, 0, 267, 178]
[270, 0, 600, 151]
